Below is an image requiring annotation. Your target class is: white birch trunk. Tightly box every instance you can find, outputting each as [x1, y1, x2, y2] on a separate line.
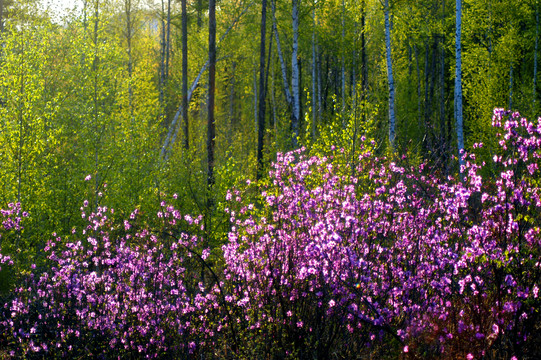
[272, 0, 293, 106]
[455, 0, 464, 167]
[384, 0, 396, 148]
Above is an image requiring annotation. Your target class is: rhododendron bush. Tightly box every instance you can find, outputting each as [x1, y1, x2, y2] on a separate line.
[1, 109, 541, 358]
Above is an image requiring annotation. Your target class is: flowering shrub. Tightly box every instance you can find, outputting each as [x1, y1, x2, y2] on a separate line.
[0, 203, 224, 358]
[1, 109, 541, 359]
[222, 109, 541, 358]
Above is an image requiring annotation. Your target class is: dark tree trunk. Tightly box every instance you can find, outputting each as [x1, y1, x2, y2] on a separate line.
[257, 0, 267, 179]
[534, 2, 539, 115]
[455, 0, 464, 167]
[182, 0, 189, 149]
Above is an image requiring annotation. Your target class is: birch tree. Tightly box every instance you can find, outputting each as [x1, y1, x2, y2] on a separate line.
[271, 0, 300, 147]
[384, 0, 396, 148]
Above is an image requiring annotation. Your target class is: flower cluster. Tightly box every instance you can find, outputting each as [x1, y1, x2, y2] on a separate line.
[0, 202, 26, 235]
[0, 203, 222, 358]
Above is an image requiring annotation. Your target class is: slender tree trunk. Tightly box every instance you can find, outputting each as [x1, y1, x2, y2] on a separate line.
[158, 0, 166, 123]
[360, 0, 367, 126]
[165, 0, 171, 82]
[207, 0, 216, 189]
[424, 39, 430, 144]
[323, 55, 329, 112]
[440, 0, 446, 152]
[271, 53, 277, 138]
[291, 0, 301, 147]
[415, 45, 422, 131]
[253, 65, 258, 132]
[124, 0, 134, 117]
[352, 21, 357, 110]
[408, 43, 412, 77]
[384, 0, 396, 148]
[265, 25, 274, 105]
[257, 0, 268, 179]
[455, 0, 464, 167]
[182, 0, 189, 149]
[317, 42, 322, 123]
[534, 3, 539, 114]
[80, 0, 88, 65]
[299, 57, 303, 121]
[93, 0, 101, 210]
[311, 4, 317, 139]
[424, 36, 438, 151]
[361, 0, 367, 98]
[17, 46, 24, 204]
[429, 36, 437, 150]
[272, 0, 292, 107]
[508, 63, 513, 110]
[229, 61, 236, 139]
[341, 0, 346, 112]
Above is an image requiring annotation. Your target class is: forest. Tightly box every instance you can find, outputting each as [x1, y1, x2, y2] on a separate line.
[0, 0, 541, 358]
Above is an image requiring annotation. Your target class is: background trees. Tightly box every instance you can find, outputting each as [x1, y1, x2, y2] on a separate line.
[0, 0, 539, 267]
